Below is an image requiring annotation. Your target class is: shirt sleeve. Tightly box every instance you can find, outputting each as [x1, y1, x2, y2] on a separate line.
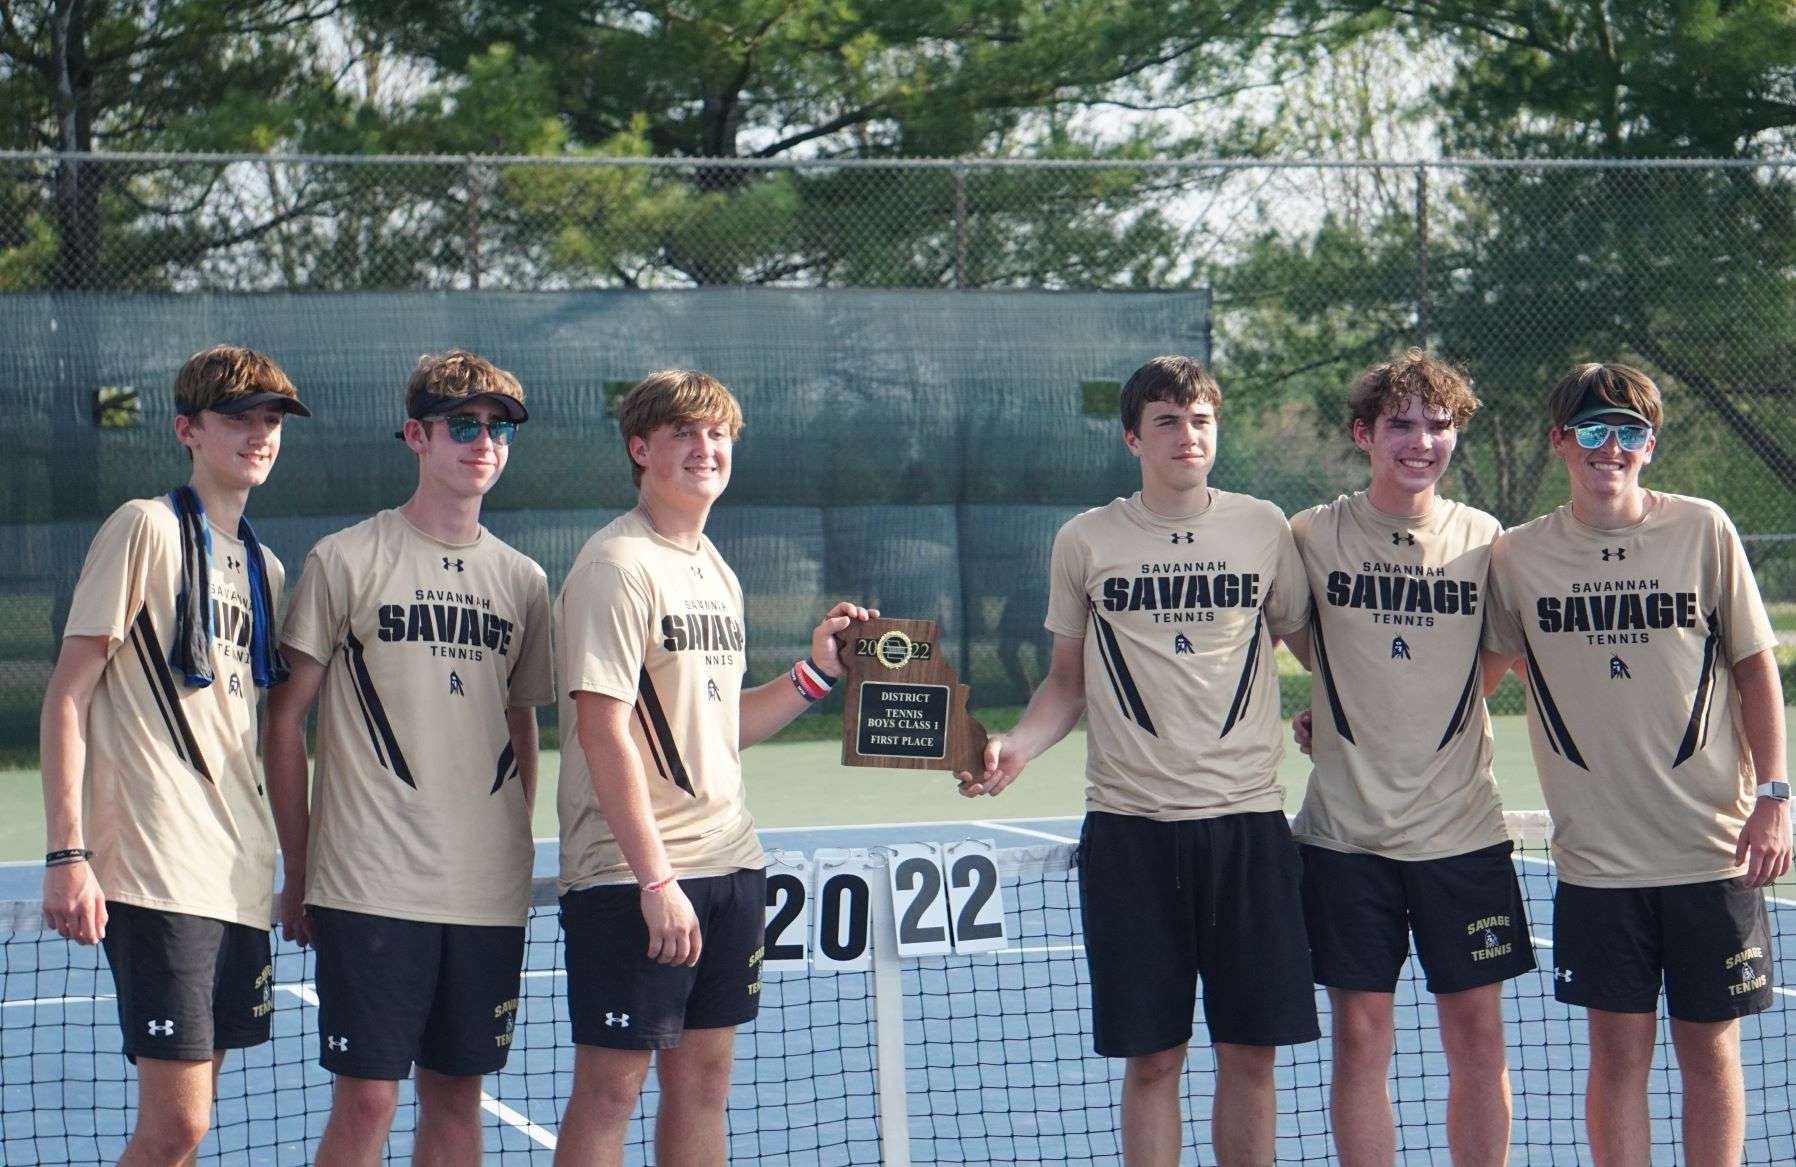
[559, 559, 652, 703]
[63, 502, 164, 653]
[508, 565, 556, 707]
[278, 545, 344, 667]
[1480, 533, 1528, 659]
[1043, 520, 1089, 639]
[1263, 514, 1311, 638]
[1714, 509, 1777, 665]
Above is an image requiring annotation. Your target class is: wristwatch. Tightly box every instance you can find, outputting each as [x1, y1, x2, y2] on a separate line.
[1756, 780, 1790, 802]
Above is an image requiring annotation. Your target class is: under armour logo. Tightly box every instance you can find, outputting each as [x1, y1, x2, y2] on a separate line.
[1391, 532, 1416, 547]
[1609, 655, 1631, 679]
[1601, 547, 1626, 561]
[228, 673, 243, 697]
[224, 556, 242, 571]
[327, 1035, 349, 1051]
[690, 565, 706, 579]
[147, 1019, 174, 1036]
[449, 670, 465, 696]
[1173, 633, 1194, 655]
[1170, 531, 1193, 544]
[603, 1012, 631, 1028]
[706, 679, 722, 702]
[1554, 967, 1574, 984]
[1484, 929, 1499, 948]
[442, 557, 464, 572]
[1391, 636, 1410, 660]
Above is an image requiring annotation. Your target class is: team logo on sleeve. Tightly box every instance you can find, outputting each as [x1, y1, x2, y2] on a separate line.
[1391, 636, 1410, 660]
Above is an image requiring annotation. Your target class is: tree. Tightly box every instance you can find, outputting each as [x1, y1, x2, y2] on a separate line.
[1217, 1, 1796, 524]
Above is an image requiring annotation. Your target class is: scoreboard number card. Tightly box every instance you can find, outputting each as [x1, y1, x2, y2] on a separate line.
[886, 843, 954, 957]
[762, 850, 813, 972]
[942, 839, 1007, 953]
[810, 849, 877, 972]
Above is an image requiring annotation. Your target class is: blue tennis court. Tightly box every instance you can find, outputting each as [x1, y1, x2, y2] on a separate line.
[4, 815, 1794, 1164]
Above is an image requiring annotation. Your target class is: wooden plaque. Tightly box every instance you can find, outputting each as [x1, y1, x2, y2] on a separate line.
[837, 618, 988, 774]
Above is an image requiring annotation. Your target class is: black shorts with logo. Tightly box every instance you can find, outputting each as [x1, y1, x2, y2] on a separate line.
[1299, 840, 1536, 995]
[1552, 878, 1774, 1022]
[561, 867, 767, 1050]
[101, 902, 273, 1063]
[1078, 811, 1320, 1056]
[309, 907, 526, 1079]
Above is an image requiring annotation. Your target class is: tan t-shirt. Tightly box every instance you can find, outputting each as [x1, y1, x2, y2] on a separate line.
[280, 510, 553, 926]
[1045, 491, 1311, 819]
[557, 508, 764, 890]
[1290, 493, 1508, 859]
[1484, 493, 1776, 888]
[64, 497, 284, 929]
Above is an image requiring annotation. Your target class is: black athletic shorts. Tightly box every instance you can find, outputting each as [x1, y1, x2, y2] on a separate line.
[1299, 841, 1536, 995]
[1552, 878, 1774, 1022]
[101, 901, 273, 1063]
[1078, 811, 1320, 1056]
[309, 907, 526, 1079]
[561, 868, 766, 1050]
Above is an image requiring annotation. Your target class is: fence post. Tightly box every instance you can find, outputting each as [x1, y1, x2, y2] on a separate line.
[1414, 164, 1429, 346]
[466, 155, 482, 290]
[952, 166, 968, 289]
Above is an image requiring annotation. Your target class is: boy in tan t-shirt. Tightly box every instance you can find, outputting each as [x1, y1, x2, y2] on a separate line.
[1483, 363, 1789, 1167]
[553, 369, 876, 1165]
[39, 345, 309, 1163]
[265, 351, 552, 1165]
[1288, 350, 1533, 1167]
[962, 356, 1318, 1166]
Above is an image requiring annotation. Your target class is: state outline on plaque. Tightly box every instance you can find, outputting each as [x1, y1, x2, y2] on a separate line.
[835, 617, 988, 775]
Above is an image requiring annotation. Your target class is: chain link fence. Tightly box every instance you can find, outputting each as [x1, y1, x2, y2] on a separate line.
[0, 153, 1792, 752]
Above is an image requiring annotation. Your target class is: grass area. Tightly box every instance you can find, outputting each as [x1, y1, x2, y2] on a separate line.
[5, 709, 1789, 867]
[1771, 602, 1796, 636]
[0, 714, 1557, 864]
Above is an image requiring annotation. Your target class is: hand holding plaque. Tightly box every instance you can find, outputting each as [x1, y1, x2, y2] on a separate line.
[837, 619, 988, 775]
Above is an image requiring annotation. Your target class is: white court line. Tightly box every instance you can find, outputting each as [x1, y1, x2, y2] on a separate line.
[969, 820, 1077, 844]
[277, 982, 557, 1149]
[2, 992, 116, 1008]
[1514, 854, 1796, 909]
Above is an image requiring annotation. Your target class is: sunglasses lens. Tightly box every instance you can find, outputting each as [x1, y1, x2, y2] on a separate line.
[441, 415, 479, 442]
[1616, 425, 1649, 452]
[1573, 424, 1608, 449]
[489, 421, 516, 446]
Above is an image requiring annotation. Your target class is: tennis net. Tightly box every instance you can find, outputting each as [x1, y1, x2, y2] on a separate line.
[3, 813, 1793, 1164]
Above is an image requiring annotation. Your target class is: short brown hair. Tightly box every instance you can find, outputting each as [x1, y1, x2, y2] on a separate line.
[404, 350, 526, 420]
[1120, 355, 1221, 434]
[616, 369, 745, 486]
[173, 345, 304, 416]
[1546, 363, 1663, 429]
[1347, 348, 1480, 436]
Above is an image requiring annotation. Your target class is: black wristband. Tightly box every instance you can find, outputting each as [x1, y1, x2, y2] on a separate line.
[45, 848, 92, 866]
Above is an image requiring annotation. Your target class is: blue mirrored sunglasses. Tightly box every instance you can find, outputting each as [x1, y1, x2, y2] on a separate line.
[1567, 422, 1651, 452]
[431, 414, 517, 446]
